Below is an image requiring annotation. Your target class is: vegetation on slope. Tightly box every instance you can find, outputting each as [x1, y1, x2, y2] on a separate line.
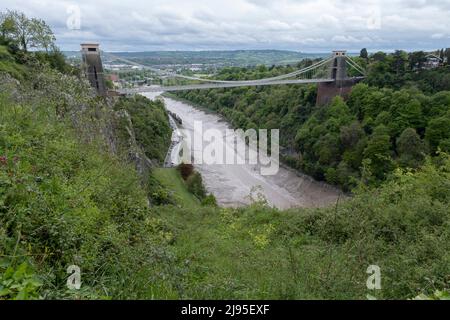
[174, 51, 450, 191]
[114, 95, 171, 164]
[148, 154, 450, 299]
[0, 11, 448, 300]
[363, 49, 450, 94]
[0, 87, 176, 299]
[1, 11, 174, 299]
[151, 168, 200, 208]
[0, 45, 26, 80]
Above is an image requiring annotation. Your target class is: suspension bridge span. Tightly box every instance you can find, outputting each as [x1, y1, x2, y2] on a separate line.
[81, 45, 366, 105]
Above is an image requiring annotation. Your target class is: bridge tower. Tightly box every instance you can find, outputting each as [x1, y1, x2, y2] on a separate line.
[330, 50, 348, 84]
[316, 50, 357, 106]
[81, 43, 107, 96]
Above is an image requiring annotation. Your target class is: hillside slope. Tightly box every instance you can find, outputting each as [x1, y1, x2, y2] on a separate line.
[0, 45, 448, 300]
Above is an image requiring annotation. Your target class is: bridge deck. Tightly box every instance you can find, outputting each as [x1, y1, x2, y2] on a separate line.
[119, 78, 335, 94]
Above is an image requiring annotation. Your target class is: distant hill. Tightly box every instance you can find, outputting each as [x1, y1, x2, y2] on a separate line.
[64, 50, 330, 67]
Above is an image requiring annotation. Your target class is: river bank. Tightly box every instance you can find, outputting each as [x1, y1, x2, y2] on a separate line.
[162, 92, 345, 192]
[142, 92, 343, 209]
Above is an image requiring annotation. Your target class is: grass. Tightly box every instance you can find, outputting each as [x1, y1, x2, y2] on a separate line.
[151, 168, 200, 208]
[0, 45, 26, 81]
[149, 156, 450, 299]
[1, 47, 448, 299]
[155, 205, 301, 299]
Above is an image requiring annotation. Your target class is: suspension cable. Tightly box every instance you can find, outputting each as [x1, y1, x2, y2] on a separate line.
[345, 56, 366, 75]
[103, 51, 334, 84]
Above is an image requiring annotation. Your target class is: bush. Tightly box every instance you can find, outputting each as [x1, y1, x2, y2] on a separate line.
[0, 262, 42, 300]
[34, 50, 75, 75]
[201, 194, 217, 207]
[177, 163, 194, 180]
[114, 95, 171, 164]
[151, 187, 175, 206]
[0, 80, 175, 299]
[186, 172, 206, 200]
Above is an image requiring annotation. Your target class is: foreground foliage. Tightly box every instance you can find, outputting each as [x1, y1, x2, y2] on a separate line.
[0, 90, 178, 299]
[153, 154, 450, 299]
[0, 14, 448, 299]
[2, 83, 448, 299]
[114, 95, 171, 164]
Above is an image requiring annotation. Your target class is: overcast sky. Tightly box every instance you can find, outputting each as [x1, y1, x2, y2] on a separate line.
[1, 0, 450, 52]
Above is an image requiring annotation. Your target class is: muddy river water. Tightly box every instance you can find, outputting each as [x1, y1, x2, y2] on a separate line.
[142, 92, 342, 209]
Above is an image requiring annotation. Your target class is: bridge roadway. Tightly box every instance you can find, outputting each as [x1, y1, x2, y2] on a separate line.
[119, 78, 335, 94]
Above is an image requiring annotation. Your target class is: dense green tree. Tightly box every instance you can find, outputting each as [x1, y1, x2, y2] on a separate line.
[397, 128, 427, 168]
[366, 60, 395, 88]
[391, 50, 408, 75]
[438, 139, 450, 152]
[427, 91, 450, 118]
[340, 121, 364, 149]
[425, 116, 450, 151]
[0, 10, 55, 52]
[390, 95, 424, 137]
[374, 111, 391, 127]
[176, 50, 450, 190]
[315, 133, 340, 166]
[326, 96, 353, 126]
[360, 48, 368, 60]
[372, 51, 387, 62]
[409, 51, 427, 70]
[336, 160, 359, 189]
[363, 125, 393, 180]
[347, 82, 369, 117]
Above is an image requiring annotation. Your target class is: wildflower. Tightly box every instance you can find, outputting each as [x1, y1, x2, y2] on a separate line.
[0, 156, 7, 166]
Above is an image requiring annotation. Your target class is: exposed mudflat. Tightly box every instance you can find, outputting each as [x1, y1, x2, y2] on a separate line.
[142, 92, 342, 209]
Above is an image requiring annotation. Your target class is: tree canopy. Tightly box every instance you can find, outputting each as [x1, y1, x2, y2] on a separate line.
[0, 10, 55, 52]
[174, 49, 450, 191]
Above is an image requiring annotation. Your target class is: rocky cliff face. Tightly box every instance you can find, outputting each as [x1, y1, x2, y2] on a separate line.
[1, 69, 154, 193]
[112, 108, 154, 185]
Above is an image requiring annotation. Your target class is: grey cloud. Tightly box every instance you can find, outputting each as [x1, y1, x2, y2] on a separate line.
[0, 0, 449, 51]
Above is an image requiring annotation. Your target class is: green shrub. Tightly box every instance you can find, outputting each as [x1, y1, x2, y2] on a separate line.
[0, 262, 42, 300]
[201, 194, 217, 207]
[413, 290, 450, 300]
[114, 95, 171, 164]
[151, 187, 176, 206]
[0, 45, 13, 61]
[186, 172, 206, 200]
[177, 163, 194, 180]
[0, 87, 176, 299]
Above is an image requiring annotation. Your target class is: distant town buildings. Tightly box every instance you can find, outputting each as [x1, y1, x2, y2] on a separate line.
[103, 63, 141, 71]
[108, 74, 119, 82]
